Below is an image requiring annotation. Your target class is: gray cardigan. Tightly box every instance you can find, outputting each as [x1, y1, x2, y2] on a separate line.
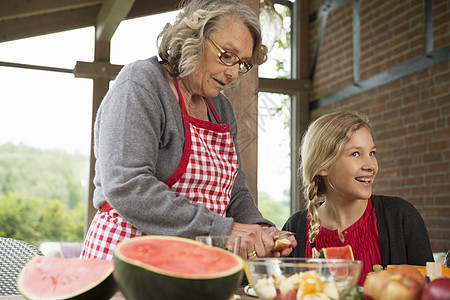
[282, 195, 434, 266]
[93, 56, 272, 238]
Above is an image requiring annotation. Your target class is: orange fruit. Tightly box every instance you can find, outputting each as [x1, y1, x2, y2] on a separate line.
[297, 271, 323, 295]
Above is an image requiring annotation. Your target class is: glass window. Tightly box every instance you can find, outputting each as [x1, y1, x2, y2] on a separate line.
[0, 28, 93, 250]
[257, 92, 291, 228]
[257, 2, 293, 228]
[259, 3, 292, 79]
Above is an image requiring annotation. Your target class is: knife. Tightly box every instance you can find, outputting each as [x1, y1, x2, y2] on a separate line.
[273, 232, 295, 241]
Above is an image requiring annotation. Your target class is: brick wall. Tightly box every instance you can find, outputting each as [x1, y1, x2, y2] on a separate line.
[308, 0, 450, 252]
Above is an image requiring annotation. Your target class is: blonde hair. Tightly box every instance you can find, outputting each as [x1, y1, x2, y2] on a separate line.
[157, 0, 268, 78]
[300, 111, 373, 245]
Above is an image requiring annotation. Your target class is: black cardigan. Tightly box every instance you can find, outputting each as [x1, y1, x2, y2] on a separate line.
[282, 195, 434, 267]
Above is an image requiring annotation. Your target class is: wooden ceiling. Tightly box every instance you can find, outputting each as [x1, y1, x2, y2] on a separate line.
[0, 0, 181, 43]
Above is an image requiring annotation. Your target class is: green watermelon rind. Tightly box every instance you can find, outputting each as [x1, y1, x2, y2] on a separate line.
[17, 257, 117, 300]
[113, 235, 245, 300]
[66, 274, 116, 300]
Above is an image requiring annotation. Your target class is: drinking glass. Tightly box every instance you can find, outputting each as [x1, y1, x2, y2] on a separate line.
[195, 235, 241, 255]
[195, 235, 242, 299]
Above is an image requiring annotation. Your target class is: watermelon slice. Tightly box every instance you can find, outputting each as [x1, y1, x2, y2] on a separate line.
[320, 245, 354, 260]
[320, 245, 355, 278]
[17, 256, 116, 300]
[113, 235, 244, 300]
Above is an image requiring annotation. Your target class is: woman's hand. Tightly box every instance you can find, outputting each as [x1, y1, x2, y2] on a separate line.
[229, 223, 297, 259]
[261, 226, 297, 257]
[229, 222, 274, 259]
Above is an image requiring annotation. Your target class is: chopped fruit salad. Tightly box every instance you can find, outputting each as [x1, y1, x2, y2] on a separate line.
[253, 270, 339, 300]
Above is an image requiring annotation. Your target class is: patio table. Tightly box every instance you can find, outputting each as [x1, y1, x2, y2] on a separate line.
[0, 286, 255, 300]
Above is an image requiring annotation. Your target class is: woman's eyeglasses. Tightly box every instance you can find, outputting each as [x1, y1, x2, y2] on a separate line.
[208, 38, 253, 74]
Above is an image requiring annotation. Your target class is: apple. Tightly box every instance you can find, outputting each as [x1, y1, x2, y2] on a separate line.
[272, 237, 292, 251]
[364, 265, 426, 300]
[390, 264, 427, 286]
[421, 277, 450, 300]
[364, 269, 392, 299]
[381, 274, 424, 300]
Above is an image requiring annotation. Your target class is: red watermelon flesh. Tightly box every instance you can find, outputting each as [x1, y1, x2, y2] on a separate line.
[17, 256, 116, 300]
[320, 245, 355, 279]
[119, 238, 240, 278]
[321, 245, 355, 260]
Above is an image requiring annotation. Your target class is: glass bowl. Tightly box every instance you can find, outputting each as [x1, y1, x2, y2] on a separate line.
[245, 257, 362, 300]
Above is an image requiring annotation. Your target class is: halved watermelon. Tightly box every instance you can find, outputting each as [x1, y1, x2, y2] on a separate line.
[113, 235, 244, 300]
[17, 256, 116, 300]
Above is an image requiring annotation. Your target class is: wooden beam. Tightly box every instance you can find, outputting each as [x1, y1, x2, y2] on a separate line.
[297, 1, 310, 80]
[259, 78, 310, 94]
[0, 0, 180, 43]
[74, 61, 123, 79]
[128, 0, 180, 19]
[0, 5, 101, 42]
[0, 0, 102, 21]
[96, 0, 135, 42]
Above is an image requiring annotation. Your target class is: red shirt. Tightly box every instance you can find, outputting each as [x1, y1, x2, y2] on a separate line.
[305, 198, 382, 285]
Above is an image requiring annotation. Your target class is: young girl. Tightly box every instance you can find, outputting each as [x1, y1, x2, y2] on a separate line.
[283, 111, 434, 285]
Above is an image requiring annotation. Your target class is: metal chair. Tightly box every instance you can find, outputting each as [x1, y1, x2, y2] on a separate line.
[0, 237, 44, 295]
[444, 250, 450, 267]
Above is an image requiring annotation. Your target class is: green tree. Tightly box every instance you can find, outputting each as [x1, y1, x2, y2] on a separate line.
[37, 199, 71, 242]
[0, 192, 85, 246]
[0, 143, 88, 246]
[0, 192, 44, 243]
[258, 191, 290, 229]
[0, 143, 88, 209]
[65, 201, 86, 242]
[273, 4, 291, 80]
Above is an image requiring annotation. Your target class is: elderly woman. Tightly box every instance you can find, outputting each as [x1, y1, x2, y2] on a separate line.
[80, 0, 296, 260]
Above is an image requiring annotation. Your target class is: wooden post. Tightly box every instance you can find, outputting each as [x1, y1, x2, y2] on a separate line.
[291, 0, 311, 212]
[85, 40, 112, 233]
[80, 0, 135, 232]
[223, 0, 260, 203]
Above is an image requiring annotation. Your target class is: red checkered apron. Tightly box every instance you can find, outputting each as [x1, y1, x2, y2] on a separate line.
[80, 78, 239, 260]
